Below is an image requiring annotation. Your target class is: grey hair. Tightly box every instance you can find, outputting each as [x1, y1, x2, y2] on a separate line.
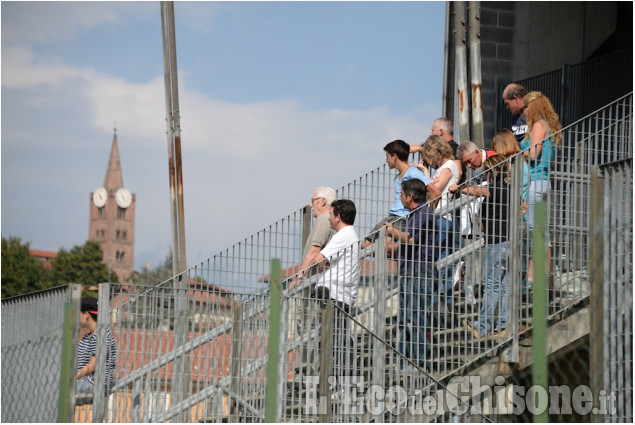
[314, 187, 337, 206]
[456, 140, 478, 159]
[434, 117, 453, 135]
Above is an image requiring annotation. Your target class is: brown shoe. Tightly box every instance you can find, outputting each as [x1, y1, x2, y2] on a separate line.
[493, 328, 508, 338]
[463, 319, 481, 338]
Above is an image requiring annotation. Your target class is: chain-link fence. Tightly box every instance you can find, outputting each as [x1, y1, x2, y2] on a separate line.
[1, 284, 82, 422]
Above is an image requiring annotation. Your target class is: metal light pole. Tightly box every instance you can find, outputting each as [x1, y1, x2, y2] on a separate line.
[468, 1, 484, 147]
[454, 1, 470, 144]
[161, 3, 189, 422]
[161, 0, 187, 276]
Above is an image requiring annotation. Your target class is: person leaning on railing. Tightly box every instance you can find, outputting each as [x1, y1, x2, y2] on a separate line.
[519, 91, 562, 290]
[383, 178, 438, 370]
[288, 187, 337, 367]
[308, 199, 361, 378]
[411, 135, 460, 305]
[76, 297, 116, 399]
[289, 187, 337, 291]
[464, 155, 526, 339]
[361, 140, 440, 258]
[491, 128, 531, 202]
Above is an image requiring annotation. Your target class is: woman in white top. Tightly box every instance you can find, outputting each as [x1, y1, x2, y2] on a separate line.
[412, 135, 460, 301]
[413, 135, 460, 218]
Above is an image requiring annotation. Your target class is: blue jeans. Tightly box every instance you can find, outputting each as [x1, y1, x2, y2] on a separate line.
[398, 276, 436, 368]
[474, 242, 510, 334]
[436, 217, 455, 301]
[76, 377, 94, 394]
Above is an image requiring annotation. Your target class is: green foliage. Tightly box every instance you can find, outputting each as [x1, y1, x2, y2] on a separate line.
[1, 237, 53, 298]
[129, 250, 174, 287]
[51, 240, 116, 285]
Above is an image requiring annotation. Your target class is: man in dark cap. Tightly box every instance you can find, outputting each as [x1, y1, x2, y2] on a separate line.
[76, 297, 116, 397]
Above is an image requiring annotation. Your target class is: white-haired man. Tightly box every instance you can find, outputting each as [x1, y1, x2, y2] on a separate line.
[290, 187, 337, 290]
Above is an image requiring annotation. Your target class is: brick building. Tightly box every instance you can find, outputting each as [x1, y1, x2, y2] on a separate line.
[88, 130, 135, 283]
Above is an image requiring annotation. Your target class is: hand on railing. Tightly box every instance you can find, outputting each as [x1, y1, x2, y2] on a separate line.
[288, 275, 301, 291]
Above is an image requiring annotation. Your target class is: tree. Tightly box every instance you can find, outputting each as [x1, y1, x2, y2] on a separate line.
[51, 240, 117, 286]
[129, 250, 174, 286]
[1, 237, 53, 298]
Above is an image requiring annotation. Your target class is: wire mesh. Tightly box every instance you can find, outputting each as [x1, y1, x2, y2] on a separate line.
[3, 94, 630, 423]
[99, 93, 631, 423]
[1, 285, 80, 423]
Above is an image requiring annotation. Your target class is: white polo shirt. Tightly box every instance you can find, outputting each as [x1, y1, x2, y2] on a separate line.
[316, 225, 360, 306]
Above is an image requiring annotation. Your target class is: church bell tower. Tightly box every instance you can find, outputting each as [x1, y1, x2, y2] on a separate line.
[89, 129, 135, 283]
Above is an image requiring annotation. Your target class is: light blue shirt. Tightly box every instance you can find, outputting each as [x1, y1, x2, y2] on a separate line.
[520, 119, 555, 181]
[390, 167, 432, 216]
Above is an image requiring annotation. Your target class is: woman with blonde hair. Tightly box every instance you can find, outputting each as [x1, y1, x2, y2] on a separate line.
[491, 128, 530, 201]
[465, 155, 513, 338]
[519, 91, 562, 288]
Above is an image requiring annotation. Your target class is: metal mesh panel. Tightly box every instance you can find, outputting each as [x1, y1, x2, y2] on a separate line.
[1, 286, 78, 422]
[83, 93, 634, 422]
[497, 49, 633, 131]
[590, 159, 633, 423]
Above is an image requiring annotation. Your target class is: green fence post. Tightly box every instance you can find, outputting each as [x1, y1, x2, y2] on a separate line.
[265, 258, 282, 422]
[57, 302, 75, 422]
[533, 201, 549, 422]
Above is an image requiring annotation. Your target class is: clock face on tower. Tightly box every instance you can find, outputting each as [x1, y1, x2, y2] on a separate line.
[93, 186, 108, 207]
[115, 187, 132, 208]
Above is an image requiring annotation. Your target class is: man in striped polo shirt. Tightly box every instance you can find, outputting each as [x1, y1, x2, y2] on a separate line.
[76, 297, 116, 396]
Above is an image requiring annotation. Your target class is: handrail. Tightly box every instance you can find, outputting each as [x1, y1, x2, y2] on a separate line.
[103, 92, 632, 423]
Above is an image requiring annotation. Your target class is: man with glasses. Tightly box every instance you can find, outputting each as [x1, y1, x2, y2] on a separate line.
[289, 187, 337, 371]
[290, 187, 337, 289]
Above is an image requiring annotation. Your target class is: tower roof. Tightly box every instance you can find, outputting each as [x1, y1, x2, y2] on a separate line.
[103, 129, 124, 191]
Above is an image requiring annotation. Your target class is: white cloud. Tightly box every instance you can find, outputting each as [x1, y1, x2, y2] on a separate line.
[1, 2, 150, 45]
[1, 2, 443, 268]
[175, 1, 228, 35]
[1, 46, 91, 88]
[2, 45, 440, 264]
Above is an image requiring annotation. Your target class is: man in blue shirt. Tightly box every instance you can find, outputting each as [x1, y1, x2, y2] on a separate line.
[363, 140, 440, 257]
[384, 178, 439, 369]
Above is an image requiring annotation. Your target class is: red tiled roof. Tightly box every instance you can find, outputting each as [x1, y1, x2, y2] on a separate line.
[29, 249, 58, 259]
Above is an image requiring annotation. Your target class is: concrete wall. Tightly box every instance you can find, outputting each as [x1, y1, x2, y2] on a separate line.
[447, 1, 626, 145]
[512, 2, 618, 80]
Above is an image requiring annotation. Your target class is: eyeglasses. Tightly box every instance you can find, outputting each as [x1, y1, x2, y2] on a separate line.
[311, 197, 323, 203]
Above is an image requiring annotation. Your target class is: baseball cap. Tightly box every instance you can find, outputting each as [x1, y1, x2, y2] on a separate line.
[81, 297, 99, 315]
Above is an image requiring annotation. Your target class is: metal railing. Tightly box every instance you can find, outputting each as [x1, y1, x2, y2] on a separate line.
[4, 94, 630, 423]
[496, 49, 633, 129]
[1, 284, 82, 422]
[85, 93, 632, 423]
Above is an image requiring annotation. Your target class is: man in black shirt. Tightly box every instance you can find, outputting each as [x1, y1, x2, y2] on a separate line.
[502, 83, 528, 144]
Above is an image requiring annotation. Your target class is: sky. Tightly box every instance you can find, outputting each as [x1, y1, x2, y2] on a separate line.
[1, 1, 446, 271]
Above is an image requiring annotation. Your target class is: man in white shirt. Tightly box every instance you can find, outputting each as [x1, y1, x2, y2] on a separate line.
[306, 199, 360, 378]
[310, 199, 360, 307]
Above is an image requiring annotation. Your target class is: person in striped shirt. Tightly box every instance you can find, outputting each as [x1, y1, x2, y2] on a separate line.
[76, 297, 116, 396]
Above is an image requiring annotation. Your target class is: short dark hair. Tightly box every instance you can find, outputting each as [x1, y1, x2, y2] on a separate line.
[401, 179, 427, 204]
[331, 199, 356, 225]
[384, 139, 410, 161]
